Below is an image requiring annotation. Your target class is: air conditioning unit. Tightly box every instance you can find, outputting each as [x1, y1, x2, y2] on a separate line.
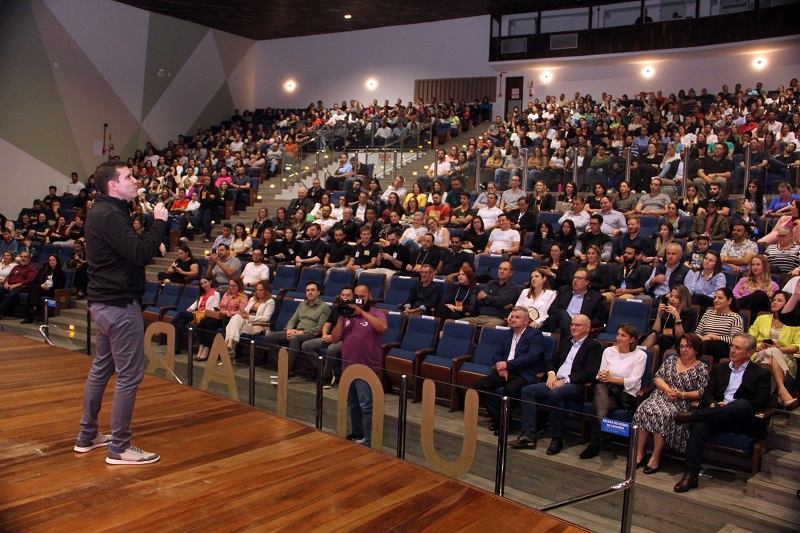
[550, 33, 578, 50]
[501, 38, 527, 54]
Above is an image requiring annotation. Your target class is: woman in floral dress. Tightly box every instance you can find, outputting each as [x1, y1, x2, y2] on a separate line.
[633, 332, 709, 474]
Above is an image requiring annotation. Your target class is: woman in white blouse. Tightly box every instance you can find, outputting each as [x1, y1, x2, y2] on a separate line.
[514, 268, 557, 329]
[0, 251, 16, 283]
[426, 216, 450, 250]
[225, 279, 275, 355]
[579, 323, 648, 460]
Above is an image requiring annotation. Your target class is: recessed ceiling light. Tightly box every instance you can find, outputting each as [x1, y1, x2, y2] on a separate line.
[344, 14, 352, 19]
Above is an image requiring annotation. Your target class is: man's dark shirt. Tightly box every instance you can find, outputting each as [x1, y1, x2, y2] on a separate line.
[378, 243, 410, 271]
[612, 232, 653, 261]
[507, 208, 538, 232]
[445, 187, 466, 209]
[327, 219, 357, 242]
[610, 261, 651, 291]
[308, 186, 327, 204]
[577, 230, 611, 254]
[326, 240, 352, 264]
[352, 242, 380, 267]
[476, 280, 521, 318]
[403, 280, 442, 313]
[409, 246, 442, 270]
[287, 197, 315, 217]
[86, 194, 166, 305]
[701, 157, 733, 175]
[300, 238, 327, 262]
[438, 249, 472, 276]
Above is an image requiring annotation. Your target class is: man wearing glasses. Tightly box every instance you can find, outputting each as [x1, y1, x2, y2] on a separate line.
[543, 268, 606, 336]
[673, 334, 769, 492]
[510, 314, 603, 455]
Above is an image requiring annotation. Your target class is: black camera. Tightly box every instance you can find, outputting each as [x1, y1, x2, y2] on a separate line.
[338, 297, 364, 317]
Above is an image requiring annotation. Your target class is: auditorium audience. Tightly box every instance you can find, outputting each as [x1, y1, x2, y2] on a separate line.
[10, 79, 800, 483]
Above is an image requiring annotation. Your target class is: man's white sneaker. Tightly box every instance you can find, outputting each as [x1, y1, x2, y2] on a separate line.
[106, 445, 160, 465]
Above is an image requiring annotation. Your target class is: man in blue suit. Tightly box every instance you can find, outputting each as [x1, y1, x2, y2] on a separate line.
[474, 306, 547, 435]
[510, 314, 603, 455]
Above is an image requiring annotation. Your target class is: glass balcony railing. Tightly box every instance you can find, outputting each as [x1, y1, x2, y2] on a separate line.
[44, 317, 641, 532]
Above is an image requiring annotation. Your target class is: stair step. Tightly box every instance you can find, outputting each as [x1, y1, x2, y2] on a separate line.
[746, 472, 800, 512]
[771, 425, 800, 453]
[762, 449, 800, 482]
[716, 525, 756, 533]
[787, 410, 800, 430]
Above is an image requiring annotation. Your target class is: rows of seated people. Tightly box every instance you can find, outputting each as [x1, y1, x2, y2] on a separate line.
[408, 78, 800, 199]
[0, 93, 494, 320]
[143, 243, 792, 492]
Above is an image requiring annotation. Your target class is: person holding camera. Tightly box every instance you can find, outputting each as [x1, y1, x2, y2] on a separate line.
[330, 284, 388, 446]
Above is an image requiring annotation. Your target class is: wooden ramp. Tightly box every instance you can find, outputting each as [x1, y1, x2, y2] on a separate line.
[0, 332, 586, 532]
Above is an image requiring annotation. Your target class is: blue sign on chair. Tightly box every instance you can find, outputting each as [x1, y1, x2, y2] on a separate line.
[601, 418, 630, 437]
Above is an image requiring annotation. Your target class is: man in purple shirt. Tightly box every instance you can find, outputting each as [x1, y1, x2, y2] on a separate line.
[331, 284, 388, 447]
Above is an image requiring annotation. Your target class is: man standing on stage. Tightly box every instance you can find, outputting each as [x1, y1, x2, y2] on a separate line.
[330, 284, 387, 447]
[74, 161, 168, 465]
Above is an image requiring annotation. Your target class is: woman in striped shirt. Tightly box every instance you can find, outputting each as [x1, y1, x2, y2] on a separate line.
[764, 227, 800, 275]
[695, 288, 744, 362]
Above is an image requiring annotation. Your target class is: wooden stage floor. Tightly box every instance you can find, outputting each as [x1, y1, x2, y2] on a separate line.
[0, 332, 587, 532]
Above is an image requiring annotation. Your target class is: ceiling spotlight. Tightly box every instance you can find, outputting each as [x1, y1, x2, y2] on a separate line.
[641, 66, 655, 78]
[284, 80, 296, 92]
[344, 14, 352, 19]
[366, 79, 377, 90]
[753, 56, 767, 69]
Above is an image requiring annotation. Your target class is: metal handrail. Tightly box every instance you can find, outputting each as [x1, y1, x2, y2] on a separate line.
[537, 424, 639, 533]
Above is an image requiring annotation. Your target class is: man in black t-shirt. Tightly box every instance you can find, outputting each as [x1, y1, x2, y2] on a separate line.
[362, 230, 409, 277]
[696, 143, 733, 197]
[401, 233, 443, 277]
[437, 235, 472, 279]
[324, 228, 352, 269]
[346, 226, 379, 274]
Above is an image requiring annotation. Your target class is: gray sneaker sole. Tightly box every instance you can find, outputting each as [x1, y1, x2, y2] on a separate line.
[73, 439, 111, 453]
[105, 454, 161, 465]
